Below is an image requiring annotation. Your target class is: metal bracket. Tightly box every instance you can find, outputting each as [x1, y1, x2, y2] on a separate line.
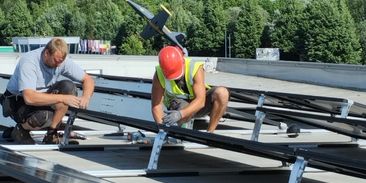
[339, 100, 359, 142]
[118, 124, 126, 133]
[251, 94, 266, 141]
[147, 129, 167, 170]
[340, 100, 353, 118]
[61, 111, 77, 146]
[288, 156, 308, 183]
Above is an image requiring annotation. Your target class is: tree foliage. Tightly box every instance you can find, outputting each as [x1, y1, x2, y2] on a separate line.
[357, 21, 366, 65]
[303, 0, 361, 64]
[34, 3, 69, 36]
[0, 0, 364, 64]
[120, 34, 146, 55]
[0, 8, 4, 25]
[78, 0, 123, 40]
[1, 0, 34, 43]
[187, 0, 226, 56]
[270, 0, 305, 60]
[0, 8, 5, 45]
[232, 0, 266, 58]
[346, 0, 366, 23]
[347, 0, 366, 64]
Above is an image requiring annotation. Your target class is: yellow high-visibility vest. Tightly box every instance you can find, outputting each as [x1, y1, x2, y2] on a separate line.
[156, 58, 209, 106]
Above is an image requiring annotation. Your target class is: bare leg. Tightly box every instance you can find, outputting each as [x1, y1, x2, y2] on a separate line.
[207, 87, 229, 133]
[49, 102, 69, 129]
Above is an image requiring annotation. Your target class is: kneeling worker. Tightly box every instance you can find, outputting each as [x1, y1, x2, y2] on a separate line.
[151, 46, 229, 132]
[1, 38, 95, 144]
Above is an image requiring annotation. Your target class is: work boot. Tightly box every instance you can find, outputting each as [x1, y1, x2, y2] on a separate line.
[42, 128, 60, 144]
[2, 126, 14, 139]
[11, 124, 35, 144]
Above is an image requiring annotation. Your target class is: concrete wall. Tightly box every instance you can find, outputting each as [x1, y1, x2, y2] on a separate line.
[0, 53, 217, 78]
[0, 53, 159, 78]
[217, 58, 366, 91]
[1, 52, 364, 90]
[69, 54, 158, 78]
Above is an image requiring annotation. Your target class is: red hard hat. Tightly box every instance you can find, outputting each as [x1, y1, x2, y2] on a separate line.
[158, 46, 184, 80]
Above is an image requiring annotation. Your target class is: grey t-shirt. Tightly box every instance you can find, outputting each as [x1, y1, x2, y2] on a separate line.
[7, 47, 85, 95]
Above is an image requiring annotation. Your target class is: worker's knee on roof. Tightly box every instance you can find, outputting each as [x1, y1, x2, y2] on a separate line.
[212, 87, 229, 103]
[48, 80, 77, 96]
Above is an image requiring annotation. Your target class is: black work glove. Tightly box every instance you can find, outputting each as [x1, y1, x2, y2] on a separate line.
[163, 110, 182, 126]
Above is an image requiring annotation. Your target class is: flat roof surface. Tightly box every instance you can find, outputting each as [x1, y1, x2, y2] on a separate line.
[1, 71, 366, 183]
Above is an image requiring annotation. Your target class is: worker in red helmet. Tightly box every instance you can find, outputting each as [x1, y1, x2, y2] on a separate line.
[151, 46, 229, 133]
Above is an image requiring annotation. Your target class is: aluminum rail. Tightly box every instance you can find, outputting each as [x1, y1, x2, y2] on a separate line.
[89, 73, 366, 118]
[0, 148, 110, 183]
[74, 107, 366, 179]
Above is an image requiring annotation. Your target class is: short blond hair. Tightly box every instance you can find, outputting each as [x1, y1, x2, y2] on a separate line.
[45, 38, 68, 58]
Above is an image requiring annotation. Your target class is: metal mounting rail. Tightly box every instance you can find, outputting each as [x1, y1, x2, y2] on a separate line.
[74, 108, 366, 180]
[0, 148, 110, 183]
[147, 129, 167, 170]
[78, 75, 366, 141]
[251, 94, 266, 141]
[79, 74, 366, 120]
[86, 73, 365, 118]
[1, 73, 366, 141]
[256, 107, 366, 139]
[289, 157, 308, 183]
[1, 74, 366, 181]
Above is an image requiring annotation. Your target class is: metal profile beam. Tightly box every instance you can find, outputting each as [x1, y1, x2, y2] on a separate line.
[0, 149, 110, 183]
[75, 108, 366, 179]
[1, 74, 366, 180]
[251, 94, 266, 141]
[256, 107, 366, 139]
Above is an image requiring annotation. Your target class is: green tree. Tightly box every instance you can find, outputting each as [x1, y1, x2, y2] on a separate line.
[187, 0, 226, 56]
[347, 0, 366, 64]
[30, 1, 85, 37]
[0, 8, 4, 25]
[259, 0, 277, 17]
[303, 0, 361, 64]
[28, 0, 67, 18]
[223, 0, 242, 8]
[116, 13, 146, 53]
[64, 8, 87, 37]
[358, 21, 366, 64]
[167, 0, 200, 33]
[184, 0, 205, 55]
[270, 0, 306, 60]
[232, 0, 266, 58]
[186, 21, 205, 56]
[1, 0, 34, 44]
[34, 3, 70, 36]
[78, 0, 123, 40]
[346, 0, 366, 23]
[33, 18, 54, 36]
[0, 8, 5, 45]
[120, 34, 146, 55]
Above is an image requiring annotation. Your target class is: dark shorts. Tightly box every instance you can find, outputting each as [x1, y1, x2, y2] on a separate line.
[167, 87, 217, 118]
[6, 80, 77, 128]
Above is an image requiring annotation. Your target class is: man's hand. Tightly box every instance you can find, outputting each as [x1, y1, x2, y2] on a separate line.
[79, 96, 91, 109]
[163, 110, 182, 126]
[63, 95, 81, 108]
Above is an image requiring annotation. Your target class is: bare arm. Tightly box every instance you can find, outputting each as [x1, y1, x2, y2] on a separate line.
[79, 73, 95, 109]
[22, 74, 94, 109]
[22, 89, 80, 108]
[151, 73, 165, 124]
[179, 66, 206, 120]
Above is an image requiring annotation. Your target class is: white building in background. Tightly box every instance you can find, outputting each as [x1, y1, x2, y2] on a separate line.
[12, 37, 80, 54]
